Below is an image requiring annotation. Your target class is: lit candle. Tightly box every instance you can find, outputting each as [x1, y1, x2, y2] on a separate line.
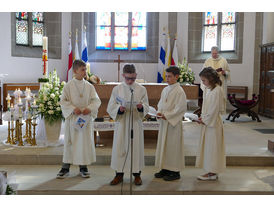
[86, 63, 90, 74]
[6, 94, 11, 109]
[18, 97, 22, 104]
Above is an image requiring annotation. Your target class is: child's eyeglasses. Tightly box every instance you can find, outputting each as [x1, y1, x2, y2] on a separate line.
[124, 77, 136, 81]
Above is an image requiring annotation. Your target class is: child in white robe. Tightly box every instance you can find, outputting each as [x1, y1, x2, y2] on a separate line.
[57, 60, 101, 179]
[154, 66, 187, 181]
[195, 67, 226, 181]
[107, 64, 149, 186]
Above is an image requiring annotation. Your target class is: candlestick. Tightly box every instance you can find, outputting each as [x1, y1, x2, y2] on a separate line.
[6, 121, 11, 144]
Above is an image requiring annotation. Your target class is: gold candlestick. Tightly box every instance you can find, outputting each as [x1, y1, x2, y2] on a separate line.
[6, 121, 11, 144]
[27, 119, 32, 144]
[10, 128, 16, 145]
[23, 119, 28, 139]
[15, 120, 19, 143]
[18, 122, 24, 146]
[31, 122, 37, 146]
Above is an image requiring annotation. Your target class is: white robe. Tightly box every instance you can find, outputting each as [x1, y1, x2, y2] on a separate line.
[60, 78, 101, 165]
[195, 85, 226, 173]
[155, 83, 187, 171]
[107, 82, 149, 173]
[203, 56, 230, 99]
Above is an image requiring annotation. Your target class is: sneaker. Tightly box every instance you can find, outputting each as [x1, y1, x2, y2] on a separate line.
[154, 169, 170, 178]
[163, 172, 180, 181]
[80, 168, 90, 178]
[56, 168, 69, 179]
[197, 173, 218, 181]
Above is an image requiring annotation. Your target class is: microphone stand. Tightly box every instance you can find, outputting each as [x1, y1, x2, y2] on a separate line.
[129, 88, 134, 195]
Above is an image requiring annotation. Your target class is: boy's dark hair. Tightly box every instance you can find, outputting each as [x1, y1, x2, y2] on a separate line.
[123, 64, 136, 74]
[166, 66, 180, 76]
[73, 59, 86, 70]
[199, 67, 222, 89]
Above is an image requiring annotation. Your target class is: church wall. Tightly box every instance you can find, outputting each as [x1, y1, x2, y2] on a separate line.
[177, 12, 257, 99]
[0, 12, 71, 83]
[0, 12, 260, 99]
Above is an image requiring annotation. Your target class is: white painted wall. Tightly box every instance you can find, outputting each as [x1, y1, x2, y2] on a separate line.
[262, 12, 274, 44]
[0, 12, 71, 83]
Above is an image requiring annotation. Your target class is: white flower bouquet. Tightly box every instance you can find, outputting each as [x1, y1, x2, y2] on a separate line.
[37, 69, 65, 125]
[177, 58, 195, 84]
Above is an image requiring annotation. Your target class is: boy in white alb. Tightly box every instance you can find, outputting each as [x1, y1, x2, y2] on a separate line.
[107, 64, 149, 186]
[154, 66, 187, 181]
[57, 60, 101, 179]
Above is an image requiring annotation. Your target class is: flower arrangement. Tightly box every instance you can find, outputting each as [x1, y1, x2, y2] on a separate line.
[177, 58, 195, 84]
[85, 72, 103, 84]
[37, 69, 66, 125]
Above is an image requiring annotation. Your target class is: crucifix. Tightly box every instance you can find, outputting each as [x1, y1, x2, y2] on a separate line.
[114, 55, 124, 82]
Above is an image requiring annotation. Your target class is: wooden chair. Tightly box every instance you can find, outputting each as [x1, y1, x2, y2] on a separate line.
[226, 93, 261, 122]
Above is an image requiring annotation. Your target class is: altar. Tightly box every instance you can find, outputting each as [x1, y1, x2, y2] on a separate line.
[93, 82, 199, 142]
[94, 82, 199, 118]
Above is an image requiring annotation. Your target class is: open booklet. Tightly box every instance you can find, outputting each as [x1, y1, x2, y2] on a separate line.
[184, 113, 199, 121]
[116, 96, 138, 109]
[147, 106, 163, 118]
[74, 115, 91, 131]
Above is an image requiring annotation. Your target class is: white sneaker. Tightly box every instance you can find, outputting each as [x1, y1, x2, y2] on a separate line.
[197, 174, 218, 181]
[80, 171, 90, 178]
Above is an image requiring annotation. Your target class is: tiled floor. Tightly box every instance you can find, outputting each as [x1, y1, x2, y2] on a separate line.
[1, 165, 274, 195]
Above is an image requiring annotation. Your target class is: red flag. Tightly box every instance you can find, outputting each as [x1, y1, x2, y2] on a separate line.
[67, 34, 73, 81]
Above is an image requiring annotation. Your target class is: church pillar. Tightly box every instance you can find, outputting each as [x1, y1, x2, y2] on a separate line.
[253, 12, 263, 112]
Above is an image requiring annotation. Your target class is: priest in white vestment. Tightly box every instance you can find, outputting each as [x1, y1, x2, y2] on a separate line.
[203, 46, 230, 106]
[57, 60, 101, 179]
[196, 67, 226, 181]
[107, 64, 149, 186]
[155, 66, 187, 181]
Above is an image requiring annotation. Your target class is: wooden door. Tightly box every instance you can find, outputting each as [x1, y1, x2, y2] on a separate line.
[259, 43, 274, 118]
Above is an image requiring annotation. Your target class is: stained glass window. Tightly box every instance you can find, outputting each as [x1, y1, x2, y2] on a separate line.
[32, 12, 44, 46]
[96, 12, 147, 51]
[204, 12, 218, 25]
[16, 12, 44, 47]
[203, 26, 217, 52]
[221, 24, 235, 51]
[203, 12, 236, 52]
[114, 12, 128, 50]
[96, 12, 111, 50]
[16, 12, 29, 45]
[131, 12, 146, 51]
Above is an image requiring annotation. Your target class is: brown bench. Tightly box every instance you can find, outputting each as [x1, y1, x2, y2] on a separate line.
[227, 86, 248, 100]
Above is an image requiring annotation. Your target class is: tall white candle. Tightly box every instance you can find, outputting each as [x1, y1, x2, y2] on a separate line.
[86, 63, 90, 74]
[43, 36, 48, 51]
